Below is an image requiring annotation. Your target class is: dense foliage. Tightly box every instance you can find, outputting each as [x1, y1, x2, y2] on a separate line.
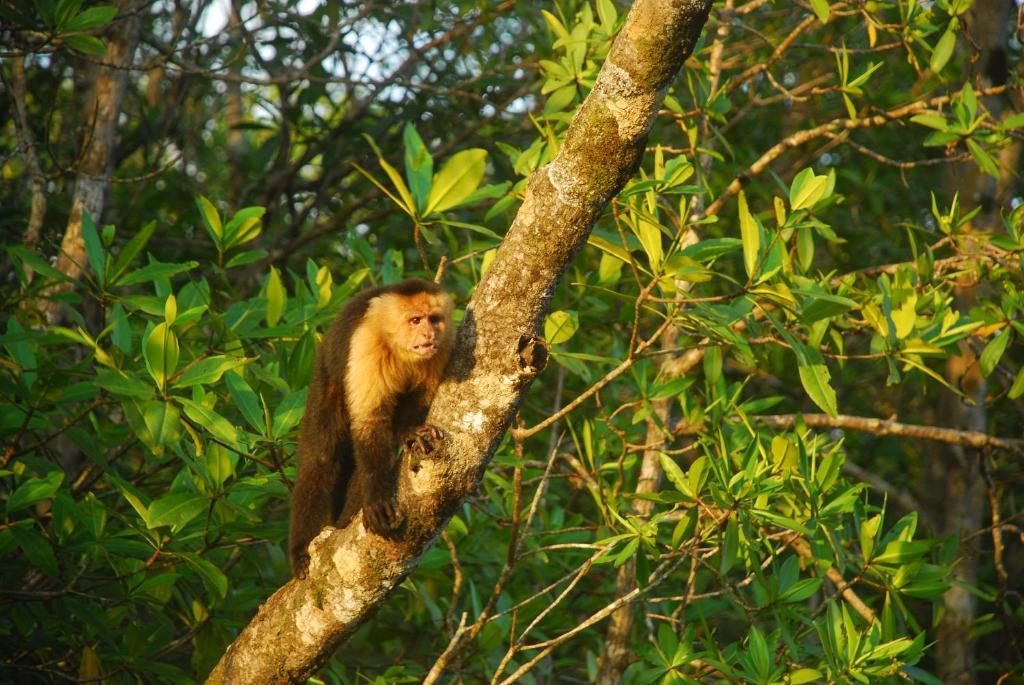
[2, 0, 1022, 683]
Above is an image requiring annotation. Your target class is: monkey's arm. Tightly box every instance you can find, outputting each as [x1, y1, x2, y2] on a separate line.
[350, 404, 402, 536]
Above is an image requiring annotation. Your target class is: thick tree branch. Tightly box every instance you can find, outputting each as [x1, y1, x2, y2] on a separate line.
[206, 1, 713, 682]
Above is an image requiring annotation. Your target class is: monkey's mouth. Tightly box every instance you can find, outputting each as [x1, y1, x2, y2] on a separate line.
[411, 342, 439, 357]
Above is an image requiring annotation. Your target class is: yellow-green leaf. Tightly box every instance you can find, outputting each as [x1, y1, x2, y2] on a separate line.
[196, 196, 222, 241]
[738, 191, 759, 279]
[144, 323, 179, 390]
[544, 310, 579, 345]
[425, 148, 487, 215]
[266, 267, 285, 327]
[930, 25, 957, 73]
[164, 294, 177, 326]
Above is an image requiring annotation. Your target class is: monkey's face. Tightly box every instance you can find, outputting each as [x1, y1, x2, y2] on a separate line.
[376, 291, 453, 363]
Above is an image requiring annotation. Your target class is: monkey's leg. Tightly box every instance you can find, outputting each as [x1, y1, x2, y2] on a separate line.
[289, 453, 345, 578]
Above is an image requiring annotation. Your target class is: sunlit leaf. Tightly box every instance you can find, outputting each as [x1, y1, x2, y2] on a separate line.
[425, 148, 487, 215]
[738, 191, 759, 279]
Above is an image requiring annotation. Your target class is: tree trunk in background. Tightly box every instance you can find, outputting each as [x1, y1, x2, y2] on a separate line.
[41, 0, 142, 322]
[226, 0, 246, 205]
[6, 57, 48, 257]
[927, 2, 1014, 681]
[595, 332, 677, 683]
[595, 237, 704, 683]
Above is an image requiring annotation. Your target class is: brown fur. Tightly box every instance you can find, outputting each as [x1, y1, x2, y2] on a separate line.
[288, 278, 453, 577]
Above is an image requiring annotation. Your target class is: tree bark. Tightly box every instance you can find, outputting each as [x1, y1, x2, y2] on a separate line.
[41, 0, 142, 322]
[206, 1, 713, 682]
[4, 56, 48, 256]
[928, 2, 1014, 681]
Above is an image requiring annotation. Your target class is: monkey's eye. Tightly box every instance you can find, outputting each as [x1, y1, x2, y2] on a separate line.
[429, 315, 442, 325]
[410, 316, 422, 325]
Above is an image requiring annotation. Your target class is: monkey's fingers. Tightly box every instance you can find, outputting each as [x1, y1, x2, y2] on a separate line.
[405, 425, 446, 469]
[364, 499, 401, 536]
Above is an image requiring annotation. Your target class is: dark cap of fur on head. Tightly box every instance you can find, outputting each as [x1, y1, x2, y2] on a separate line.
[388, 278, 443, 296]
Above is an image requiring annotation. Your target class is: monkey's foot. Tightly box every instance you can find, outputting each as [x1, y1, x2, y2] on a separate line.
[364, 498, 401, 537]
[292, 554, 310, 580]
[405, 424, 445, 471]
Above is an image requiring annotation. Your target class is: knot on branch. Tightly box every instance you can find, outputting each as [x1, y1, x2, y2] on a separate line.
[517, 334, 548, 377]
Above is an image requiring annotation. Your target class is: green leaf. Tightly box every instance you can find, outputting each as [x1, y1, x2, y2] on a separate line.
[966, 138, 999, 177]
[144, 322, 179, 390]
[800, 293, 857, 323]
[873, 540, 933, 565]
[196, 196, 222, 243]
[226, 372, 266, 433]
[353, 159, 415, 216]
[55, 0, 85, 29]
[272, 389, 307, 437]
[164, 294, 177, 326]
[10, 525, 58, 576]
[781, 577, 823, 602]
[738, 191, 759, 279]
[635, 218, 664, 271]
[1008, 366, 1024, 400]
[544, 310, 579, 345]
[181, 553, 228, 600]
[64, 34, 106, 55]
[116, 259, 198, 286]
[141, 400, 182, 449]
[809, 0, 829, 21]
[265, 266, 286, 327]
[109, 220, 156, 284]
[796, 226, 814, 272]
[751, 509, 813, 536]
[223, 206, 264, 249]
[174, 355, 248, 388]
[81, 212, 106, 286]
[544, 83, 577, 113]
[225, 249, 269, 268]
[206, 444, 236, 488]
[659, 453, 690, 496]
[703, 345, 722, 385]
[930, 25, 957, 73]
[720, 516, 739, 574]
[7, 246, 75, 284]
[747, 626, 771, 679]
[147, 493, 208, 533]
[177, 397, 238, 444]
[979, 326, 1010, 377]
[424, 148, 487, 215]
[790, 168, 828, 210]
[790, 668, 824, 684]
[95, 370, 154, 398]
[540, 9, 569, 40]
[403, 123, 433, 213]
[1003, 112, 1024, 130]
[63, 5, 116, 31]
[796, 346, 838, 416]
[588, 234, 636, 269]
[7, 471, 64, 515]
[596, 0, 617, 31]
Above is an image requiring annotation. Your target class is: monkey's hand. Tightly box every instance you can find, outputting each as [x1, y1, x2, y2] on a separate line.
[363, 496, 401, 537]
[404, 424, 445, 471]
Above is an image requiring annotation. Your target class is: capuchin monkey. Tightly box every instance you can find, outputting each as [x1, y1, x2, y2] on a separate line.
[289, 278, 454, 578]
